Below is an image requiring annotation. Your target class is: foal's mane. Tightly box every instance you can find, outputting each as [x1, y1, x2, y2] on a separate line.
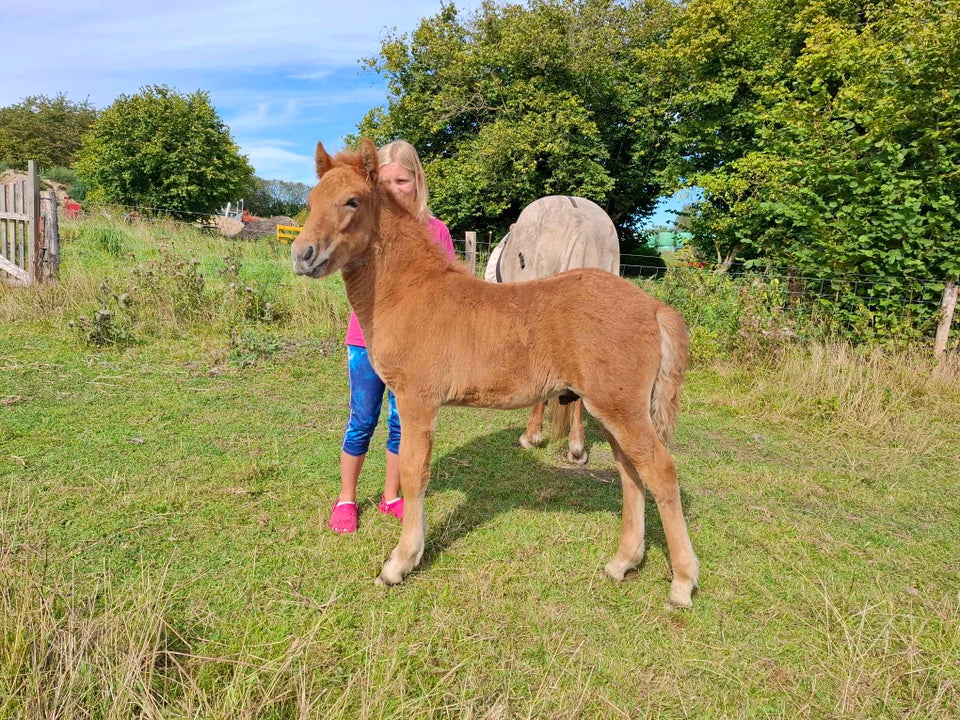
[326, 146, 367, 175]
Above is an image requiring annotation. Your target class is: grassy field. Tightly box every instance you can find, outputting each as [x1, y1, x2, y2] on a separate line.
[1, 218, 958, 718]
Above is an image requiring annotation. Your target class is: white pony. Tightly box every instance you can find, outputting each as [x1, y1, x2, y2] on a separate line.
[485, 196, 621, 464]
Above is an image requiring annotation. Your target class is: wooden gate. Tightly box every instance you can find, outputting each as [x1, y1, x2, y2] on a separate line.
[0, 160, 41, 285]
[0, 160, 58, 285]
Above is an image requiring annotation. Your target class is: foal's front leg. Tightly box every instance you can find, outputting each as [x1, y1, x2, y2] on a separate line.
[377, 397, 437, 586]
[519, 402, 546, 449]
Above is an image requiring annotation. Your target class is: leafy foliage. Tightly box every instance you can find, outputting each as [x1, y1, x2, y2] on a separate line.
[75, 85, 254, 216]
[241, 177, 310, 217]
[659, 0, 959, 342]
[0, 94, 97, 169]
[356, 0, 681, 246]
[754, 1, 960, 325]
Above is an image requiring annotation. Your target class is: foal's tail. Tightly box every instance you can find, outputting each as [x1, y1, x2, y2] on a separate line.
[650, 303, 690, 444]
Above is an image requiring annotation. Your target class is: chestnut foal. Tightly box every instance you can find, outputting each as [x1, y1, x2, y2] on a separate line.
[292, 139, 699, 607]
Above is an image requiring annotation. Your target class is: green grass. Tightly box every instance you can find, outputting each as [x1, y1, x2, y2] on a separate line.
[0, 217, 958, 717]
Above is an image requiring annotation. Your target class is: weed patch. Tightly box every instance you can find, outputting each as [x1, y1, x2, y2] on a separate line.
[132, 246, 208, 326]
[229, 326, 286, 367]
[70, 281, 136, 347]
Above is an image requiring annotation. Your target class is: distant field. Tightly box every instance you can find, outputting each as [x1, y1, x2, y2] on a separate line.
[1, 218, 957, 718]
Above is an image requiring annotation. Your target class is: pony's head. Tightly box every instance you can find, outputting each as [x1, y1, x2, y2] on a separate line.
[291, 138, 380, 279]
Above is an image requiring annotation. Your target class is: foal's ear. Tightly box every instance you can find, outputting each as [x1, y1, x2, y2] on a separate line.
[359, 138, 379, 183]
[315, 142, 334, 179]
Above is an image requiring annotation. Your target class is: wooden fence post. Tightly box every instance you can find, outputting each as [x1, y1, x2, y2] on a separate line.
[934, 277, 958, 360]
[465, 231, 477, 276]
[27, 161, 41, 283]
[41, 190, 60, 281]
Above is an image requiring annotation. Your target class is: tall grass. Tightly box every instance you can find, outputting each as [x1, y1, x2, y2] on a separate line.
[1, 215, 958, 716]
[1, 215, 348, 343]
[751, 343, 959, 437]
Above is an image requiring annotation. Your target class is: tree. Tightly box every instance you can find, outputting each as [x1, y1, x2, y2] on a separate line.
[355, 0, 681, 246]
[646, 0, 822, 267]
[663, 0, 960, 341]
[0, 94, 97, 169]
[751, 0, 960, 339]
[76, 85, 253, 215]
[242, 177, 311, 217]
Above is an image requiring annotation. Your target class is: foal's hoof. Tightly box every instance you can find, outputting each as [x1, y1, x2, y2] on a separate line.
[377, 550, 415, 587]
[376, 567, 405, 587]
[519, 432, 542, 449]
[567, 449, 589, 465]
[603, 558, 634, 582]
[667, 579, 696, 609]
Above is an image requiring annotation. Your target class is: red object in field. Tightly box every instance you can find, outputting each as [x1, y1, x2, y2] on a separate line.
[63, 195, 82, 218]
[240, 210, 261, 223]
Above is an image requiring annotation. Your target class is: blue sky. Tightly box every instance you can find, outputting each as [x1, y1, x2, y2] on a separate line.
[4, 0, 683, 226]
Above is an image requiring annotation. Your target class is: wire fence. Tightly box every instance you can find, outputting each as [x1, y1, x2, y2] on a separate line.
[464, 239, 955, 352]
[57, 206, 957, 353]
[60, 200, 226, 234]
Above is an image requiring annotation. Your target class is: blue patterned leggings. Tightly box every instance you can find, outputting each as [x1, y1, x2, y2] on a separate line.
[342, 345, 400, 456]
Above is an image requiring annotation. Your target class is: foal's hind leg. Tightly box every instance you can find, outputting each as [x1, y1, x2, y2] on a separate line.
[519, 402, 546, 449]
[378, 398, 436, 586]
[566, 399, 588, 465]
[597, 414, 699, 608]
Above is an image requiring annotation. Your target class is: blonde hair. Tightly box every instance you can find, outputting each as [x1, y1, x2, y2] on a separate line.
[378, 140, 430, 222]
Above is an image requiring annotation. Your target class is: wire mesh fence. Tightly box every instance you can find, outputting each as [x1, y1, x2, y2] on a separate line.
[51, 209, 958, 355]
[463, 237, 955, 354]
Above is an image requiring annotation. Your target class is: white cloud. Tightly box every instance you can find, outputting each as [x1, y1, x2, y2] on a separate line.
[240, 142, 316, 183]
[5, 0, 487, 183]
[4, 0, 481, 100]
[289, 70, 336, 81]
[227, 100, 304, 132]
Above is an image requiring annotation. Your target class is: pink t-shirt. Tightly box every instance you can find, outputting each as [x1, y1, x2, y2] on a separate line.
[345, 217, 456, 347]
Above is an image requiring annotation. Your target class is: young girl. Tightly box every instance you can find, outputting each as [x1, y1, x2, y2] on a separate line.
[329, 140, 457, 533]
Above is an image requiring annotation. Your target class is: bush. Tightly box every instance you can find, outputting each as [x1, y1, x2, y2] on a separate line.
[76, 85, 253, 215]
[41, 165, 80, 187]
[640, 266, 806, 362]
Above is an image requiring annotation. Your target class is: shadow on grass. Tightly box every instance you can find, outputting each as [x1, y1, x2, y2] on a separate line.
[399, 417, 697, 575]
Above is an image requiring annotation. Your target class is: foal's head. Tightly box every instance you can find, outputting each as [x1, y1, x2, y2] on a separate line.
[291, 138, 380, 279]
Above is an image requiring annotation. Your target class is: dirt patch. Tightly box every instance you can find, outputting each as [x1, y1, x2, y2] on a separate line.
[0, 170, 71, 202]
[236, 215, 295, 239]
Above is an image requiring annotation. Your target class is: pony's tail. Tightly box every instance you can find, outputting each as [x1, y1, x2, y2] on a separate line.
[547, 398, 574, 443]
[650, 304, 690, 444]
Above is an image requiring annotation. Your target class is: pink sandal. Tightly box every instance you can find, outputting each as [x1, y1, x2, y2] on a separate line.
[329, 501, 358, 533]
[378, 494, 404, 520]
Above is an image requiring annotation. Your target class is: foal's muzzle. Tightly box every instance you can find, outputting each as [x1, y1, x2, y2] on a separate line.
[292, 243, 331, 277]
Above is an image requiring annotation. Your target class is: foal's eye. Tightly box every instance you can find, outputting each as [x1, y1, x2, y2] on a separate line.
[345, 197, 360, 209]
